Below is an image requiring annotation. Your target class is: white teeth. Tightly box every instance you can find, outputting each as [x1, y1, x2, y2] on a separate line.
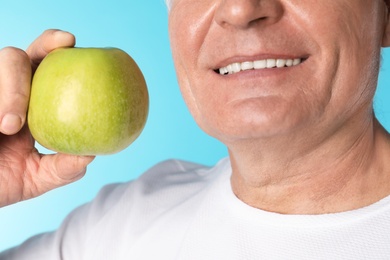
[254, 60, 266, 69]
[293, 58, 301, 66]
[218, 58, 303, 75]
[232, 63, 241, 73]
[266, 59, 276, 68]
[286, 59, 293, 67]
[241, 61, 254, 71]
[276, 59, 286, 68]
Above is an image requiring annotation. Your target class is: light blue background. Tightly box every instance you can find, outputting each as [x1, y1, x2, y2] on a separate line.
[0, 0, 228, 251]
[0, 0, 390, 252]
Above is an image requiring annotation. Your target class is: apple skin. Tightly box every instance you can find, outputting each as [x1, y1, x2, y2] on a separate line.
[28, 47, 149, 155]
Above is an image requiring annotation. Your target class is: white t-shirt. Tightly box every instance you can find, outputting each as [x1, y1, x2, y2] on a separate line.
[1, 157, 390, 259]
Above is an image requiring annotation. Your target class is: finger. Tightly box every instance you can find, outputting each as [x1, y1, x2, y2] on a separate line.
[26, 29, 76, 70]
[32, 154, 95, 196]
[0, 47, 32, 135]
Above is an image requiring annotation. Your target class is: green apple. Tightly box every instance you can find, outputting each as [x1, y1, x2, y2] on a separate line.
[28, 47, 149, 155]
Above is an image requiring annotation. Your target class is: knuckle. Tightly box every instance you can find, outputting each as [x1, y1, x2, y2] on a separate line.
[43, 28, 59, 35]
[0, 46, 29, 64]
[41, 29, 58, 40]
[0, 48, 31, 108]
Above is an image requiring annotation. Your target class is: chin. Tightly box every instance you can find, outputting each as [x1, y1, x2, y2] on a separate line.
[201, 111, 310, 144]
[234, 103, 309, 136]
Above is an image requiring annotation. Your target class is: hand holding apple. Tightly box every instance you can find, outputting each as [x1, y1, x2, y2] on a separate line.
[28, 47, 149, 155]
[0, 30, 96, 207]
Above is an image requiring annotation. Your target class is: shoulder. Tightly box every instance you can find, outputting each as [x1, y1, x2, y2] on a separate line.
[90, 157, 231, 217]
[128, 157, 230, 205]
[136, 159, 217, 193]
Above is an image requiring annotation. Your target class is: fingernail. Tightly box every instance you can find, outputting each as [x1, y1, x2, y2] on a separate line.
[1, 114, 22, 135]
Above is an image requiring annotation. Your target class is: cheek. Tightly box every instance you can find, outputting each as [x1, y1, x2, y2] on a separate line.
[324, 27, 381, 118]
[171, 59, 227, 138]
[169, 3, 219, 129]
[176, 70, 223, 134]
[297, 1, 382, 115]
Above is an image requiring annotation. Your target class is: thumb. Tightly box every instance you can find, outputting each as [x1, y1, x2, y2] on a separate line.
[26, 29, 76, 71]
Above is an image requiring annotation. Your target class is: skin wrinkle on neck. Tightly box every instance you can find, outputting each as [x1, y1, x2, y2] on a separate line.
[229, 116, 389, 214]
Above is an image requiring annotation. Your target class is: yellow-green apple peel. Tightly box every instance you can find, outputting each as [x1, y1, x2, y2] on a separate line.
[28, 47, 149, 155]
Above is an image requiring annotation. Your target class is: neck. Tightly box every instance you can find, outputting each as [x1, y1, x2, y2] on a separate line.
[227, 116, 390, 214]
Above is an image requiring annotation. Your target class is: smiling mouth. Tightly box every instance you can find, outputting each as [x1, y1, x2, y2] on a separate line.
[216, 58, 305, 75]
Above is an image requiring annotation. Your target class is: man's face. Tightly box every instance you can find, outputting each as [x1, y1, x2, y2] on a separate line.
[168, 0, 389, 144]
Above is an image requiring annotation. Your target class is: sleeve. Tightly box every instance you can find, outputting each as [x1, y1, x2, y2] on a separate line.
[0, 182, 130, 260]
[0, 159, 212, 259]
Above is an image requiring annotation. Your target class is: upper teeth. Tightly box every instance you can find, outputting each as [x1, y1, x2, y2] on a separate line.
[218, 58, 302, 75]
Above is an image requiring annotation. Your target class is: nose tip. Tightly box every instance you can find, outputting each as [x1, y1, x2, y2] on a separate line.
[214, 0, 283, 29]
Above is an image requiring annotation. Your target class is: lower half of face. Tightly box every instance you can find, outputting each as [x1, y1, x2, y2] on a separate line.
[176, 48, 380, 145]
[170, 0, 385, 144]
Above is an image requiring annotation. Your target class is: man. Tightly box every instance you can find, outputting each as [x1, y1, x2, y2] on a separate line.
[1, 0, 390, 258]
